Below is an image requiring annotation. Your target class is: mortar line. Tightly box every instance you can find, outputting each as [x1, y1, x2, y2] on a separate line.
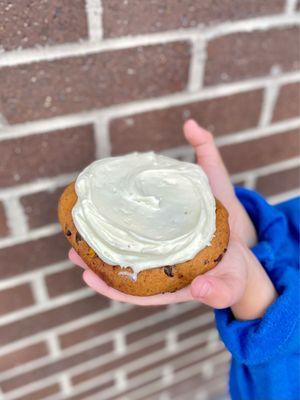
[0, 223, 60, 249]
[230, 157, 300, 182]
[0, 288, 92, 326]
[0, 71, 299, 142]
[30, 275, 49, 304]
[259, 80, 280, 127]
[0, 174, 76, 199]
[0, 15, 299, 67]
[58, 329, 219, 399]
[2, 197, 28, 236]
[187, 36, 206, 92]
[285, 0, 299, 14]
[0, 260, 73, 291]
[93, 116, 111, 158]
[85, 0, 103, 41]
[0, 304, 206, 380]
[1, 328, 217, 399]
[268, 188, 300, 204]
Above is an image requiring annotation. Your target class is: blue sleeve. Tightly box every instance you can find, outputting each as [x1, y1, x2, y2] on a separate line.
[214, 188, 300, 400]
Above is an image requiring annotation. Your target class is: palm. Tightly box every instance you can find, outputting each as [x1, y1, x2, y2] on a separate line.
[69, 120, 255, 308]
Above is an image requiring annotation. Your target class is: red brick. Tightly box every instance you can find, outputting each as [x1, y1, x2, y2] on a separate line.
[46, 267, 86, 298]
[0, 294, 109, 347]
[0, 201, 9, 237]
[0, 342, 48, 373]
[0, 0, 88, 51]
[109, 376, 161, 400]
[71, 341, 165, 385]
[129, 351, 227, 400]
[0, 42, 190, 124]
[174, 348, 226, 373]
[204, 27, 300, 86]
[219, 129, 300, 174]
[110, 90, 263, 154]
[103, 0, 284, 37]
[126, 306, 210, 344]
[0, 340, 113, 393]
[256, 167, 300, 196]
[0, 233, 69, 279]
[127, 341, 209, 380]
[20, 187, 64, 229]
[0, 283, 35, 316]
[14, 383, 61, 400]
[272, 82, 300, 122]
[167, 361, 228, 398]
[66, 380, 114, 400]
[177, 321, 215, 342]
[0, 126, 95, 188]
[59, 305, 165, 349]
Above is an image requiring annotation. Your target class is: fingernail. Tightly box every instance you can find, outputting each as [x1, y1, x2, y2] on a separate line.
[196, 282, 212, 298]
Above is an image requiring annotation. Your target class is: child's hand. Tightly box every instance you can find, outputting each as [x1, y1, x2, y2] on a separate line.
[69, 120, 277, 319]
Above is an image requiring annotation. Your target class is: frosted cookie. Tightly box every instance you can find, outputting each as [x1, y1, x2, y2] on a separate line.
[58, 152, 229, 296]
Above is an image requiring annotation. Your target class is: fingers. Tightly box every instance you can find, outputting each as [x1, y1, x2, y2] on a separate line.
[68, 249, 194, 305]
[83, 269, 194, 306]
[68, 248, 88, 269]
[183, 119, 235, 203]
[191, 273, 245, 309]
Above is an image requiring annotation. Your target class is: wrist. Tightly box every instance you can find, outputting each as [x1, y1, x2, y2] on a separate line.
[231, 244, 277, 320]
[231, 199, 257, 247]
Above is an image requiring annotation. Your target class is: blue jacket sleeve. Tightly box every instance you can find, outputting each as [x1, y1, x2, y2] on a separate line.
[214, 188, 300, 400]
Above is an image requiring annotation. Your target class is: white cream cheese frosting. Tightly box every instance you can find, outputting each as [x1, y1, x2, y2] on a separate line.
[72, 152, 216, 274]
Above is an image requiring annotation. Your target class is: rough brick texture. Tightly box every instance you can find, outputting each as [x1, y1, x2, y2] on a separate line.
[0, 283, 35, 316]
[45, 267, 86, 298]
[21, 187, 64, 229]
[59, 305, 165, 348]
[110, 90, 263, 154]
[0, 2, 299, 400]
[220, 129, 300, 173]
[257, 167, 300, 196]
[272, 82, 300, 122]
[0, 0, 88, 51]
[0, 126, 95, 187]
[0, 294, 109, 347]
[0, 42, 190, 124]
[71, 341, 165, 385]
[0, 233, 69, 279]
[66, 380, 115, 400]
[0, 201, 9, 237]
[0, 340, 113, 392]
[0, 342, 48, 373]
[103, 0, 285, 37]
[14, 383, 61, 400]
[205, 27, 300, 85]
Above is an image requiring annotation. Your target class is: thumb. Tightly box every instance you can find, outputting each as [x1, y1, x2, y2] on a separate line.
[190, 237, 248, 309]
[183, 119, 235, 202]
[191, 273, 245, 309]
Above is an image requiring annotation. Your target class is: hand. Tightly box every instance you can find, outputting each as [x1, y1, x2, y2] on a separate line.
[69, 120, 277, 318]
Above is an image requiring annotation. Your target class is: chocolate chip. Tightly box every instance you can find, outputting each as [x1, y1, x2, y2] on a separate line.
[214, 254, 223, 263]
[66, 230, 72, 237]
[164, 265, 174, 277]
[203, 259, 209, 265]
[223, 248, 227, 253]
[75, 232, 82, 242]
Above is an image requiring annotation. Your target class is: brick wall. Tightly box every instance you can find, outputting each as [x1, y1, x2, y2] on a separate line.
[0, 1, 299, 399]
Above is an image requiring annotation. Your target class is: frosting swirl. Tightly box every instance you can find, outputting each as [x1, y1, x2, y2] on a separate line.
[72, 152, 216, 274]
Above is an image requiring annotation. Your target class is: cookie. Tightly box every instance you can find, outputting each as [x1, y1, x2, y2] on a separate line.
[58, 182, 229, 296]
